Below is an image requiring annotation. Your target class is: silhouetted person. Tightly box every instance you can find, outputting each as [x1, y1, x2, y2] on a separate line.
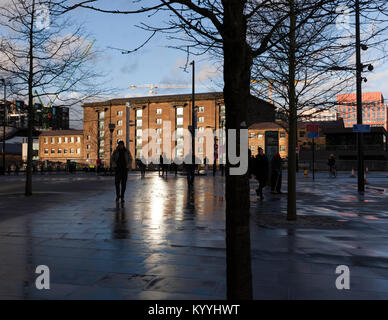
[7, 164, 11, 175]
[15, 164, 20, 176]
[253, 147, 268, 200]
[40, 163, 44, 175]
[270, 153, 282, 194]
[112, 141, 131, 203]
[139, 157, 146, 177]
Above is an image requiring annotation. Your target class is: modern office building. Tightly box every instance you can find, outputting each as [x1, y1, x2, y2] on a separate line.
[337, 92, 388, 131]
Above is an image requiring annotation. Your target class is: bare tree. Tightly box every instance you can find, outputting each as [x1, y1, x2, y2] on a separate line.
[0, 0, 105, 195]
[251, 0, 388, 220]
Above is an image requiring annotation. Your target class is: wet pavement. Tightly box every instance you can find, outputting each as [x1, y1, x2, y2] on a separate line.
[0, 171, 388, 299]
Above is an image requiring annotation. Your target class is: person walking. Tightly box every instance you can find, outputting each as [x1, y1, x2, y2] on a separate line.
[270, 153, 282, 194]
[111, 141, 131, 203]
[140, 156, 146, 177]
[7, 164, 11, 176]
[15, 163, 20, 176]
[328, 154, 336, 177]
[253, 147, 269, 200]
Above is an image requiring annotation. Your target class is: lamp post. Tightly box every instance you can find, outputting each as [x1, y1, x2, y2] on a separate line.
[189, 60, 195, 183]
[1, 79, 6, 175]
[109, 102, 115, 173]
[355, 0, 365, 192]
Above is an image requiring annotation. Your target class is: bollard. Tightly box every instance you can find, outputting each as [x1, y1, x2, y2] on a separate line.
[350, 168, 355, 177]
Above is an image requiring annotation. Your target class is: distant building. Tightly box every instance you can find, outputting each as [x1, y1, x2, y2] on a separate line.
[38, 130, 83, 164]
[302, 108, 337, 122]
[337, 92, 388, 131]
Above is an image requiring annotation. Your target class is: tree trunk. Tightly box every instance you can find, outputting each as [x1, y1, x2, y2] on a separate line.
[223, 0, 253, 300]
[287, 0, 297, 220]
[25, 0, 35, 196]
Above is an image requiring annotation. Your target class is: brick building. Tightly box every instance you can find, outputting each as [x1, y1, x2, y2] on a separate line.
[337, 92, 388, 131]
[38, 130, 84, 164]
[82, 92, 274, 168]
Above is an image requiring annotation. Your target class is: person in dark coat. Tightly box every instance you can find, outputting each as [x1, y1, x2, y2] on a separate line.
[111, 141, 131, 202]
[270, 153, 282, 194]
[253, 147, 269, 200]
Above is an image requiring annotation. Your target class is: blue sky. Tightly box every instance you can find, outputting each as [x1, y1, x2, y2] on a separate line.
[65, 2, 388, 126]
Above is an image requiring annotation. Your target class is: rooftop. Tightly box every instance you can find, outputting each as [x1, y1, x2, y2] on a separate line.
[39, 130, 83, 137]
[83, 92, 224, 108]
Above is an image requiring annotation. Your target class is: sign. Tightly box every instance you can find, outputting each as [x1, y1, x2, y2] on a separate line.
[307, 132, 318, 139]
[353, 124, 370, 133]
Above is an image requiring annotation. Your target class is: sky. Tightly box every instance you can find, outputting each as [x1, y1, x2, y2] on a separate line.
[2, 0, 388, 129]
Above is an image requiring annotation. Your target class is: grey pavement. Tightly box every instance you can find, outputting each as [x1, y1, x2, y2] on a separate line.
[0, 170, 388, 299]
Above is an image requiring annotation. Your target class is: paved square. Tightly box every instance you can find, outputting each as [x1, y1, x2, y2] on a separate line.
[0, 171, 387, 299]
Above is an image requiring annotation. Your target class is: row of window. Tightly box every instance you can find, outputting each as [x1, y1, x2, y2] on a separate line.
[44, 148, 81, 154]
[249, 132, 286, 139]
[250, 145, 286, 152]
[44, 137, 81, 144]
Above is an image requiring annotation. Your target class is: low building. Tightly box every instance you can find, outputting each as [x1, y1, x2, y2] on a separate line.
[248, 119, 344, 160]
[0, 143, 22, 169]
[38, 130, 84, 164]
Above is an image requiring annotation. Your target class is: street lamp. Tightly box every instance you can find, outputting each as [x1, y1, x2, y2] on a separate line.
[189, 60, 195, 184]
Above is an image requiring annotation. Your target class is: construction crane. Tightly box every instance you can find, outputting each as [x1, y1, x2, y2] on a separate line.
[130, 83, 207, 95]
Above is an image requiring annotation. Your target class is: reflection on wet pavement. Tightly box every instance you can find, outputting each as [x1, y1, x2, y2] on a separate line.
[0, 171, 388, 299]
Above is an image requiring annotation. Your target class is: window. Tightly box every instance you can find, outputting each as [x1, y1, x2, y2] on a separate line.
[299, 131, 305, 137]
[198, 127, 204, 132]
[99, 131, 104, 138]
[156, 138, 162, 144]
[70, 148, 74, 154]
[156, 128, 162, 135]
[87, 153, 90, 159]
[70, 137, 75, 143]
[44, 138, 48, 144]
[258, 134, 263, 139]
[198, 137, 204, 143]
[176, 117, 183, 126]
[58, 149, 62, 154]
[44, 149, 48, 154]
[176, 107, 184, 115]
[117, 110, 123, 116]
[58, 137, 62, 143]
[137, 119, 142, 127]
[117, 129, 123, 136]
[87, 145, 91, 150]
[51, 149, 55, 154]
[280, 145, 286, 152]
[198, 147, 204, 154]
[87, 135, 91, 141]
[156, 118, 162, 124]
[76, 148, 81, 154]
[137, 129, 142, 137]
[99, 112, 105, 120]
[156, 108, 162, 114]
[280, 132, 286, 138]
[64, 137, 68, 143]
[250, 133, 255, 139]
[198, 117, 204, 123]
[136, 109, 142, 117]
[64, 149, 68, 154]
[198, 106, 205, 113]
[250, 146, 255, 152]
[76, 137, 81, 143]
[176, 128, 183, 137]
[51, 138, 55, 144]
[117, 120, 123, 126]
